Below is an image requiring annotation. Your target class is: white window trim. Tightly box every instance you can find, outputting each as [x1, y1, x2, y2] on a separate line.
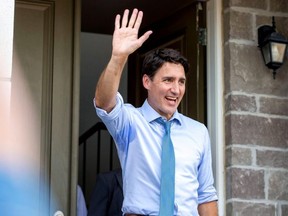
[206, 0, 225, 215]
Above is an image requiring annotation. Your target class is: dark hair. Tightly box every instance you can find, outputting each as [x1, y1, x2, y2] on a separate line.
[141, 48, 190, 79]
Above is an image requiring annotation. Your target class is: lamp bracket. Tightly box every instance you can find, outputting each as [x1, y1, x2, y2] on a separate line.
[258, 25, 275, 47]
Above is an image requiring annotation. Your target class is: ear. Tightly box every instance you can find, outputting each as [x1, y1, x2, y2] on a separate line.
[142, 74, 150, 90]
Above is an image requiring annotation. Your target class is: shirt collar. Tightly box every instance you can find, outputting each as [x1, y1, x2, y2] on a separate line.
[140, 99, 182, 125]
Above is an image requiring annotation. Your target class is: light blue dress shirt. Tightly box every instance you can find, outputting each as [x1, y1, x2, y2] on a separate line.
[96, 93, 218, 216]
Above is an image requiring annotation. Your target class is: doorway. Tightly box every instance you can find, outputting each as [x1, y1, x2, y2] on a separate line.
[79, 1, 208, 210]
[128, 3, 207, 123]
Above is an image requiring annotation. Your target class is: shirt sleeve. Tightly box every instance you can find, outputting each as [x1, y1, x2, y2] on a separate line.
[94, 92, 124, 121]
[197, 127, 218, 204]
[94, 92, 132, 164]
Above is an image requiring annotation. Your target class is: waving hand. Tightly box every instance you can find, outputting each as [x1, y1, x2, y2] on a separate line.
[112, 9, 153, 58]
[95, 8, 152, 112]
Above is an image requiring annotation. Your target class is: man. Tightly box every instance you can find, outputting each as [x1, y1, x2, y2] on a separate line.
[94, 8, 218, 215]
[88, 169, 123, 216]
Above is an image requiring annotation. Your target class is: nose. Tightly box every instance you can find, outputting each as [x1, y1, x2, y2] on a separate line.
[170, 82, 180, 95]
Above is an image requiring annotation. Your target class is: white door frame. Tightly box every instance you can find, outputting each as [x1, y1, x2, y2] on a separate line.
[206, 0, 225, 215]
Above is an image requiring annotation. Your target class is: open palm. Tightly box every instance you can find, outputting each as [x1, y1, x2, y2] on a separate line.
[112, 9, 152, 57]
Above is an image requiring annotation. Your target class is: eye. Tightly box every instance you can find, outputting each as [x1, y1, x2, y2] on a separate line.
[179, 79, 186, 85]
[163, 78, 173, 83]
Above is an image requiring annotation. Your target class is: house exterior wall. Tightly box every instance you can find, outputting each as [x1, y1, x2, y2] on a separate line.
[223, 0, 288, 215]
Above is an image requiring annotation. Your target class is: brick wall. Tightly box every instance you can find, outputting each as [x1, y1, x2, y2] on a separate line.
[223, 0, 288, 215]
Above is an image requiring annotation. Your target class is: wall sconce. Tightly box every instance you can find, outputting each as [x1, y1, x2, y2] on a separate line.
[258, 16, 288, 79]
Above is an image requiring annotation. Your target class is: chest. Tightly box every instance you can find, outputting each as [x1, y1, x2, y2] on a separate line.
[171, 129, 204, 174]
[131, 122, 204, 173]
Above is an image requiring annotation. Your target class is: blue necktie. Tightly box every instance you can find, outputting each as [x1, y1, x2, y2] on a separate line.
[159, 120, 175, 216]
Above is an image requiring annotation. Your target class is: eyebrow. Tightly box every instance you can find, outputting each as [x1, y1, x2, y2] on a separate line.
[179, 77, 186, 81]
[162, 76, 186, 80]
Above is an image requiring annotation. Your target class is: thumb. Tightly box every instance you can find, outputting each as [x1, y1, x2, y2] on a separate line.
[138, 30, 153, 47]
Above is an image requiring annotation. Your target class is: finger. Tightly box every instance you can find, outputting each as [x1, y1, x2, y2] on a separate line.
[128, 8, 138, 28]
[121, 9, 129, 28]
[114, 14, 120, 29]
[133, 10, 143, 30]
[138, 30, 153, 46]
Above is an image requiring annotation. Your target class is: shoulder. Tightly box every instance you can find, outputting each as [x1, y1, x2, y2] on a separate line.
[176, 113, 210, 140]
[98, 169, 120, 180]
[178, 113, 207, 130]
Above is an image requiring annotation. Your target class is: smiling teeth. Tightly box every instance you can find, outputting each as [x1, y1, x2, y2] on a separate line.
[166, 97, 176, 101]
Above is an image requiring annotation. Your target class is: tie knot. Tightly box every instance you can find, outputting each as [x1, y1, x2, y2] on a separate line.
[164, 121, 171, 133]
[158, 118, 171, 134]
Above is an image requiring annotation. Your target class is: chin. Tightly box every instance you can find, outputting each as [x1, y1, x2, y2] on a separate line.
[164, 109, 177, 118]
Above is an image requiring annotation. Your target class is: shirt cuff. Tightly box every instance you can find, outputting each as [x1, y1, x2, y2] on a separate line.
[94, 92, 124, 121]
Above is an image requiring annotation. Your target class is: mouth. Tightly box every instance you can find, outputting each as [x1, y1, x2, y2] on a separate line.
[165, 96, 177, 104]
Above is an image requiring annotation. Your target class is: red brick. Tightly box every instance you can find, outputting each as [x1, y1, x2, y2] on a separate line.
[268, 171, 288, 200]
[260, 97, 288, 116]
[224, 10, 253, 41]
[226, 147, 252, 166]
[225, 94, 257, 112]
[257, 150, 288, 168]
[226, 201, 275, 216]
[270, 0, 288, 13]
[223, 0, 268, 9]
[226, 168, 265, 199]
[224, 43, 288, 96]
[226, 114, 288, 148]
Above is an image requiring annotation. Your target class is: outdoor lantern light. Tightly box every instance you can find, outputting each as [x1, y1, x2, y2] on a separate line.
[258, 16, 288, 79]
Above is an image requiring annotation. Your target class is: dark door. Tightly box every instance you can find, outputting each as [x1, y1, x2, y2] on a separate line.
[128, 2, 207, 123]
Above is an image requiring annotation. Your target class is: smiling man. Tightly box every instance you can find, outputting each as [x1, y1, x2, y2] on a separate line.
[94, 8, 218, 216]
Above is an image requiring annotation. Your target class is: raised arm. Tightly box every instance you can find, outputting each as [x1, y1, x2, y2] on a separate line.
[95, 9, 152, 112]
